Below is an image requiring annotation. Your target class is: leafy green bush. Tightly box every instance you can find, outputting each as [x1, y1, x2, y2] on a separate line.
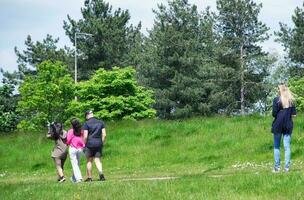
[66, 67, 156, 121]
[17, 61, 74, 131]
[289, 78, 304, 112]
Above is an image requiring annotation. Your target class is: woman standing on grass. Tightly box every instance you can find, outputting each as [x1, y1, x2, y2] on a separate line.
[66, 118, 85, 183]
[47, 122, 68, 183]
[272, 84, 296, 173]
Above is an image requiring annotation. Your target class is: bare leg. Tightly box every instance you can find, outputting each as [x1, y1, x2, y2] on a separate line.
[86, 157, 93, 178]
[94, 157, 103, 174]
[53, 158, 64, 177]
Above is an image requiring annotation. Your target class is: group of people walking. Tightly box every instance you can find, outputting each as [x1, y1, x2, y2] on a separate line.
[47, 110, 106, 183]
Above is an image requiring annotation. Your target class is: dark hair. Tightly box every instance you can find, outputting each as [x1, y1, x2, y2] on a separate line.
[71, 118, 82, 136]
[85, 110, 93, 117]
[49, 122, 63, 140]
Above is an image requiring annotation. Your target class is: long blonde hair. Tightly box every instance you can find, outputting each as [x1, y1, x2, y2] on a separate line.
[278, 84, 294, 108]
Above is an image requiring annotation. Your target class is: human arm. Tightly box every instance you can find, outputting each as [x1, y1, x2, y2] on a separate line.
[83, 130, 88, 144]
[46, 133, 52, 139]
[272, 98, 279, 118]
[102, 128, 106, 144]
[291, 105, 297, 117]
[83, 122, 89, 144]
[60, 130, 67, 139]
[46, 125, 53, 139]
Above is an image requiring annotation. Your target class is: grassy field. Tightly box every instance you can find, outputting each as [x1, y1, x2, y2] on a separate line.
[1, 115, 304, 199]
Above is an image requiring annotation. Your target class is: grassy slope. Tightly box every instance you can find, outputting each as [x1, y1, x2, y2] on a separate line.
[1, 115, 304, 199]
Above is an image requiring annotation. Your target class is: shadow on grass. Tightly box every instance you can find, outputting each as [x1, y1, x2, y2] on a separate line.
[256, 142, 273, 154]
[181, 165, 225, 179]
[149, 133, 172, 146]
[149, 134, 171, 141]
[198, 155, 223, 163]
[31, 163, 47, 171]
[203, 165, 224, 174]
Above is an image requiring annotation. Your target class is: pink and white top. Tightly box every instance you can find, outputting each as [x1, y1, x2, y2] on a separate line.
[66, 129, 85, 149]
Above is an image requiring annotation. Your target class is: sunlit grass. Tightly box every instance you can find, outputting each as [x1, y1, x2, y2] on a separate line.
[1, 115, 304, 199]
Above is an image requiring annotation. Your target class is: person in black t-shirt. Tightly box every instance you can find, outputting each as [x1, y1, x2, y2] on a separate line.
[83, 110, 107, 181]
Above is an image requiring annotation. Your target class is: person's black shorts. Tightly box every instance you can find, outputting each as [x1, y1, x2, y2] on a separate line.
[85, 146, 103, 158]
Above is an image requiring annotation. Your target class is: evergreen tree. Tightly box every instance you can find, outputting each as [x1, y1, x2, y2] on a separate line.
[15, 35, 71, 70]
[138, 0, 224, 119]
[0, 83, 19, 132]
[63, 0, 141, 79]
[276, 3, 304, 78]
[1, 34, 72, 89]
[216, 0, 270, 114]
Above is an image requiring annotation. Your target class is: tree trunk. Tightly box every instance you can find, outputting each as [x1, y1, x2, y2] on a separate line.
[240, 44, 245, 115]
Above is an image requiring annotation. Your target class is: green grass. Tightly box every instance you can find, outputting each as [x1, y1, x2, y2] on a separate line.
[1, 115, 304, 199]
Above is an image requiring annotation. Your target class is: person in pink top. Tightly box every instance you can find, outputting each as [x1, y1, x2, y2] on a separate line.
[66, 118, 85, 183]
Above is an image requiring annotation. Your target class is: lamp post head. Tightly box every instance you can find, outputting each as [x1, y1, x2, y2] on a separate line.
[76, 32, 93, 37]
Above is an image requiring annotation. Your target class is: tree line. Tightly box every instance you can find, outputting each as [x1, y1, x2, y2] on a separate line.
[1, 0, 304, 131]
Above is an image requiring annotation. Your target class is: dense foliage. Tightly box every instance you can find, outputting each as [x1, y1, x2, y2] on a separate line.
[17, 61, 74, 131]
[0, 84, 19, 132]
[216, 0, 270, 114]
[137, 0, 271, 118]
[289, 78, 304, 112]
[66, 67, 156, 121]
[137, 0, 226, 119]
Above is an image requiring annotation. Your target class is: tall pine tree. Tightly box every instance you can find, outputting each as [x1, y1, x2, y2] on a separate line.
[63, 0, 141, 79]
[216, 0, 270, 114]
[276, 3, 304, 78]
[138, 0, 225, 119]
[1, 34, 72, 90]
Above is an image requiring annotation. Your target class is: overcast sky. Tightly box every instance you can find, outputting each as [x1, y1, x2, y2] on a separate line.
[0, 0, 303, 72]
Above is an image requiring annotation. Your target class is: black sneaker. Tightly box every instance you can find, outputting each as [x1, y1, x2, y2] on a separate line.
[84, 177, 93, 182]
[272, 167, 280, 173]
[58, 176, 66, 183]
[99, 174, 106, 181]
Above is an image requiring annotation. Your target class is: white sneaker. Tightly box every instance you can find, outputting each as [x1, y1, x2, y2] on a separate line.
[58, 176, 66, 183]
[284, 168, 289, 173]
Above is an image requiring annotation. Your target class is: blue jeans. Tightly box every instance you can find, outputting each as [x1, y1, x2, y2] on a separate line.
[273, 133, 291, 169]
